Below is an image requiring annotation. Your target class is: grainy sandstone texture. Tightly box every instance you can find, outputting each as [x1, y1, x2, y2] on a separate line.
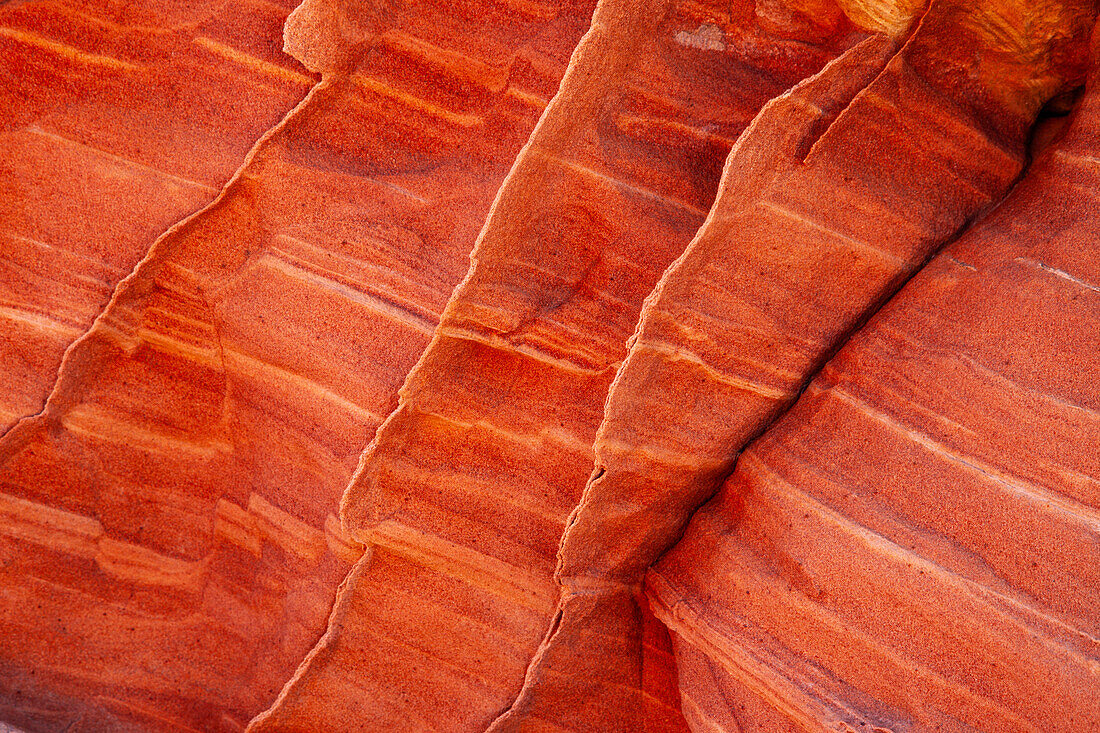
[0, 0, 315, 433]
[0, 0, 592, 727]
[271, 0, 867, 730]
[0, 0, 1096, 731]
[492, 0, 1095, 728]
[650, 28, 1100, 730]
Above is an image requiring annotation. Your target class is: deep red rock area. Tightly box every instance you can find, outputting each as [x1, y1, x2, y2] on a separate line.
[1, 0, 1096, 730]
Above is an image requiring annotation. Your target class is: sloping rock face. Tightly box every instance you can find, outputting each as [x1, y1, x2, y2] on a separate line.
[0, 0, 315, 433]
[0, 0, 593, 728]
[649, 28, 1100, 731]
[260, 1, 867, 730]
[1, 0, 1098, 732]
[492, 0, 1095, 728]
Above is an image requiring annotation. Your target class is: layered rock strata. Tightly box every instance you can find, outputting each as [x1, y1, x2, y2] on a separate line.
[649, 24, 1100, 731]
[0, 0, 314, 433]
[258, 0, 868, 730]
[0, 0, 594, 727]
[0, 0, 1096, 730]
[490, 0, 1096, 728]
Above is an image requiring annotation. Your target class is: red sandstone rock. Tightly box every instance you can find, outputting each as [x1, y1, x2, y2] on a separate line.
[0, 0, 1097, 730]
[648, 25, 1100, 730]
[0, 0, 592, 728]
[257, 0, 868, 730]
[0, 0, 314, 433]
[491, 0, 1095, 728]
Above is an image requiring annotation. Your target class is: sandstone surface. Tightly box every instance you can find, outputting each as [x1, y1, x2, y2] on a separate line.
[0, 0, 593, 727]
[0, 0, 314, 433]
[492, 0, 1096, 727]
[0, 0, 1096, 730]
[266, 0, 868, 730]
[649, 29, 1100, 730]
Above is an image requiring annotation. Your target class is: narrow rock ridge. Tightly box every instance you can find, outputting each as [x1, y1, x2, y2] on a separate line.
[258, 0, 867, 730]
[648, 18, 1100, 730]
[0, 0, 595, 726]
[0, 78, 340, 733]
[486, 0, 1097, 727]
[0, 78, 327, 461]
[247, 545, 375, 733]
[486, 30, 909, 732]
[0, 0, 317, 435]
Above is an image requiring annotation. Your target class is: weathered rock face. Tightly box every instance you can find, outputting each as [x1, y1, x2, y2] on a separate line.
[263, 1, 869, 730]
[0, 0, 314, 433]
[1, 0, 1097, 731]
[648, 32, 1100, 730]
[0, 0, 593, 728]
[493, 0, 1095, 728]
